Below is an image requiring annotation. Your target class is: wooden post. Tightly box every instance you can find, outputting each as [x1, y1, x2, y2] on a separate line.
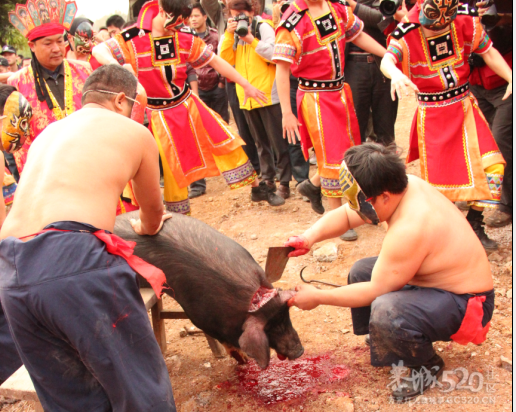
[151, 298, 167, 354]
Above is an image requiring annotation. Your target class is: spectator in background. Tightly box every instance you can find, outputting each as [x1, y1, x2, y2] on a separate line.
[0, 46, 19, 72]
[17, 55, 24, 67]
[221, 0, 292, 206]
[344, 0, 404, 146]
[106, 14, 125, 38]
[22, 58, 31, 68]
[0, 59, 9, 74]
[96, 27, 111, 42]
[469, 0, 513, 228]
[188, 3, 229, 198]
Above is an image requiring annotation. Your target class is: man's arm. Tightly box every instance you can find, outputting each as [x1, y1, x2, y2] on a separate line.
[290, 224, 426, 310]
[209, 55, 267, 105]
[92, 42, 119, 65]
[285, 204, 366, 256]
[479, 46, 512, 99]
[347, 0, 383, 28]
[351, 31, 386, 57]
[380, 53, 419, 100]
[276, 60, 299, 144]
[130, 127, 167, 235]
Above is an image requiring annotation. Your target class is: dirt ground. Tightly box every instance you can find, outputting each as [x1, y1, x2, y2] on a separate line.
[1, 97, 512, 411]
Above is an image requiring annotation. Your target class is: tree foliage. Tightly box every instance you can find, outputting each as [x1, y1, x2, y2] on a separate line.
[0, 1, 31, 55]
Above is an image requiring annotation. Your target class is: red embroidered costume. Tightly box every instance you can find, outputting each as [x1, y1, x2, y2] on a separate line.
[385, 4, 505, 206]
[103, 1, 256, 215]
[273, 0, 363, 197]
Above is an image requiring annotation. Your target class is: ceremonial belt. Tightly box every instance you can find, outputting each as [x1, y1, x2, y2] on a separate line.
[19, 228, 168, 298]
[298, 75, 345, 92]
[147, 83, 191, 110]
[417, 82, 470, 106]
[450, 293, 491, 345]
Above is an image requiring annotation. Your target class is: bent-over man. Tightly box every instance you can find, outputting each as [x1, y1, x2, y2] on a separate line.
[0, 65, 176, 411]
[286, 144, 494, 401]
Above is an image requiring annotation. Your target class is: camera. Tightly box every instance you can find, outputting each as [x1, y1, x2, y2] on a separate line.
[280, 1, 293, 14]
[478, 0, 501, 29]
[234, 13, 250, 37]
[378, 0, 402, 16]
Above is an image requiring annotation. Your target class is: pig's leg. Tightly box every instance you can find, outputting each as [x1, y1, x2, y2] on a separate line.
[221, 343, 249, 365]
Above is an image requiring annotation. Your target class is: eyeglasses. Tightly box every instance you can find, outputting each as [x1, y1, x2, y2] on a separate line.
[82, 89, 140, 105]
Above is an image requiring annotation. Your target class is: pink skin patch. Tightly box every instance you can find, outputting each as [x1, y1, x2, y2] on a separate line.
[248, 286, 278, 313]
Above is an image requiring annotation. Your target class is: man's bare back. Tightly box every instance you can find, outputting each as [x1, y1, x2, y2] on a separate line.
[379, 175, 493, 295]
[1, 107, 162, 239]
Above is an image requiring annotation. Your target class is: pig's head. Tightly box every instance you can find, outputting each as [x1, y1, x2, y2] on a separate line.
[239, 289, 304, 369]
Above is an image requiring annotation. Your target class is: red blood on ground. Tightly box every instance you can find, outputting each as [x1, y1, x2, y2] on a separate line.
[229, 354, 350, 406]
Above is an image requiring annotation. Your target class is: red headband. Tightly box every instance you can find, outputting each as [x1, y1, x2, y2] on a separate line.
[27, 23, 65, 42]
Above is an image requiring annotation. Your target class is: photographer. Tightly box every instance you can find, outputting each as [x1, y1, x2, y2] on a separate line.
[469, 0, 513, 227]
[220, 0, 292, 206]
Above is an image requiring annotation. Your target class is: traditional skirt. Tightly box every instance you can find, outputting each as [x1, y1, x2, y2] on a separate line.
[297, 81, 361, 197]
[149, 89, 256, 214]
[407, 84, 505, 204]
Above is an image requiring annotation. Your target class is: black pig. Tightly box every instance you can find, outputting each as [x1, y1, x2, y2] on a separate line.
[114, 211, 304, 369]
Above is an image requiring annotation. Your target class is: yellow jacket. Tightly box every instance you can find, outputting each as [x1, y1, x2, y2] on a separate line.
[219, 18, 278, 110]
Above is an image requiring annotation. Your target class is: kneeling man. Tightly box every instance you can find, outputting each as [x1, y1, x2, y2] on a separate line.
[286, 144, 494, 401]
[0, 65, 176, 411]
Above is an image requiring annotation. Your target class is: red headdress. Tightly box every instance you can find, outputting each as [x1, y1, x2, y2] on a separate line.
[8, 0, 77, 42]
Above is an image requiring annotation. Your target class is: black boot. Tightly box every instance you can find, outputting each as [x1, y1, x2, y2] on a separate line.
[251, 181, 285, 206]
[466, 209, 498, 252]
[391, 354, 445, 402]
[297, 179, 324, 215]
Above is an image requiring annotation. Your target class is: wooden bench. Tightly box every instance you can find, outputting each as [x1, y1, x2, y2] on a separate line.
[141, 288, 226, 358]
[0, 290, 225, 410]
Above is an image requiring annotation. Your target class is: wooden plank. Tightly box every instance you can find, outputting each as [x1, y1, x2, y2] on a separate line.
[140, 288, 158, 311]
[151, 298, 167, 354]
[160, 309, 189, 320]
[0, 366, 38, 403]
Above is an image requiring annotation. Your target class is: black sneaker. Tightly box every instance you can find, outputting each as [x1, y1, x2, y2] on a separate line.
[188, 189, 206, 199]
[391, 354, 445, 402]
[468, 216, 498, 252]
[251, 181, 285, 206]
[297, 179, 324, 215]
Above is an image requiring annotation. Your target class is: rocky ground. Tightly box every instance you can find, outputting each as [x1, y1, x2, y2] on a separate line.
[1, 98, 512, 411]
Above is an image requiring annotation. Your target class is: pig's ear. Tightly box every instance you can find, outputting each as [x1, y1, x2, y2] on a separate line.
[239, 316, 270, 369]
[278, 289, 296, 305]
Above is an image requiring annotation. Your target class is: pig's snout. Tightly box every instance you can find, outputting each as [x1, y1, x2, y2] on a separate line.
[287, 345, 304, 361]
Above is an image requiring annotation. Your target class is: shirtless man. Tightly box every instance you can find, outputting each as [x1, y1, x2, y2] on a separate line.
[0, 65, 177, 411]
[285, 143, 494, 401]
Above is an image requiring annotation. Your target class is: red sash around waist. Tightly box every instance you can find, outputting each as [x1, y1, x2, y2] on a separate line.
[450, 295, 490, 345]
[20, 229, 167, 298]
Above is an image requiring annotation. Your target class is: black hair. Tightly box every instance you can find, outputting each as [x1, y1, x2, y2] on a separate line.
[122, 20, 137, 29]
[81, 65, 138, 106]
[0, 84, 17, 115]
[106, 14, 126, 29]
[18, 54, 24, 59]
[227, 0, 255, 13]
[159, 0, 192, 19]
[99, 26, 108, 31]
[344, 143, 408, 198]
[191, 3, 207, 15]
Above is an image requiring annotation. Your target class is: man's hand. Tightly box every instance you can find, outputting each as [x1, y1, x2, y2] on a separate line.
[242, 83, 268, 106]
[390, 70, 419, 101]
[287, 284, 320, 310]
[240, 33, 255, 44]
[503, 81, 512, 100]
[123, 63, 136, 76]
[227, 18, 237, 34]
[285, 235, 311, 257]
[282, 112, 302, 144]
[130, 212, 173, 236]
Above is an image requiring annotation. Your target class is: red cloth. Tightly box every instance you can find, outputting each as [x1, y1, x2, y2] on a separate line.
[21, 228, 167, 298]
[470, 51, 512, 90]
[450, 295, 490, 345]
[27, 23, 66, 41]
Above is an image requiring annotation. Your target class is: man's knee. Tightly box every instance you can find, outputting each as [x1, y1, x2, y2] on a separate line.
[348, 257, 377, 284]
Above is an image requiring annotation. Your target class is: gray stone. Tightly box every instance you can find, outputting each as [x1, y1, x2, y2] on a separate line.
[313, 242, 338, 262]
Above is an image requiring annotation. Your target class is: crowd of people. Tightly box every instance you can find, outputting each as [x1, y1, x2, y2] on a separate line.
[0, 0, 512, 409]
